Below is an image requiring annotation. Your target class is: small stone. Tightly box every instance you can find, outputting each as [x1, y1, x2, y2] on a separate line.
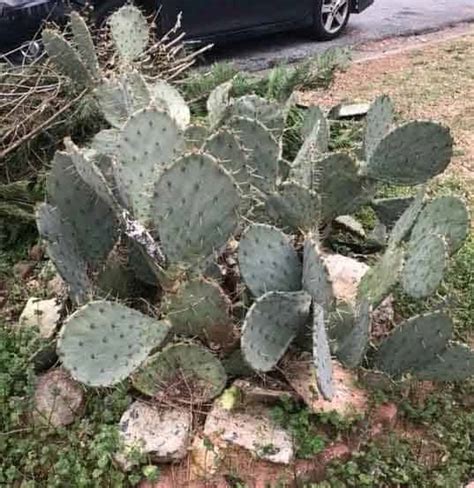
[18, 297, 61, 339]
[233, 379, 296, 406]
[464, 481, 474, 488]
[47, 275, 67, 297]
[204, 399, 294, 464]
[190, 435, 220, 480]
[323, 254, 369, 304]
[34, 369, 84, 427]
[29, 244, 44, 262]
[116, 402, 192, 471]
[14, 261, 36, 280]
[283, 354, 369, 419]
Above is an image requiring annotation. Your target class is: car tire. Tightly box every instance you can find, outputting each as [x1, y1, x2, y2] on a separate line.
[312, 0, 350, 41]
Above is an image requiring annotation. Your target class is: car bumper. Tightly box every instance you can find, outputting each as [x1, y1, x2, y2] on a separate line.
[351, 0, 374, 14]
[0, 1, 66, 52]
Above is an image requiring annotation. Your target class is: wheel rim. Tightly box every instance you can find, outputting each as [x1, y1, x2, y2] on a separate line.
[321, 0, 349, 34]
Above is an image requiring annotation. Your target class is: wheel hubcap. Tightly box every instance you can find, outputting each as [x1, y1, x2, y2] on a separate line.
[321, 0, 349, 34]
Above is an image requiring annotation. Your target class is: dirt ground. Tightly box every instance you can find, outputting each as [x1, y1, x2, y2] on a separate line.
[299, 28, 474, 187]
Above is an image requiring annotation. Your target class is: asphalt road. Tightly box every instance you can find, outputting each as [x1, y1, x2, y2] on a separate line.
[210, 0, 474, 71]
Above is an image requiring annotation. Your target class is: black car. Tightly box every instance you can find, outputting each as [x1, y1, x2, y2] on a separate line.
[0, 0, 374, 55]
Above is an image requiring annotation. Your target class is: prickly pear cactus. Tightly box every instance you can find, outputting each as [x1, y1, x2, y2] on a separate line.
[365, 121, 453, 185]
[238, 224, 302, 297]
[58, 301, 170, 387]
[312, 304, 334, 400]
[108, 5, 149, 62]
[132, 343, 227, 401]
[241, 291, 311, 372]
[151, 153, 240, 267]
[363, 95, 393, 159]
[70, 11, 100, 79]
[374, 312, 453, 377]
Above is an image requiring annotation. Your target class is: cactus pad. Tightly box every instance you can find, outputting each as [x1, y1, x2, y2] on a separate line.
[312, 304, 334, 401]
[204, 130, 249, 186]
[357, 245, 405, 307]
[241, 291, 312, 372]
[413, 342, 474, 382]
[374, 312, 453, 377]
[266, 182, 320, 231]
[150, 80, 190, 130]
[207, 80, 233, 129]
[58, 301, 170, 387]
[301, 106, 329, 150]
[334, 299, 371, 368]
[162, 278, 233, 343]
[132, 343, 227, 401]
[47, 152, 118, 266]
[388, 186, 425, 246]
[409, 196, 469, 254]
[366, 121, 453, 185]
[42, 29, 93, 88]
[231, 117, 279, 193]
[152, 153, 240, 266]
[36, 204, 93, 305]
[108, 5, 148, 62]
[363, 95, 393, 159]
[95, 72, 151, 128]
[70, 12, 99, 79]
[302, 237, 334, 309]
[117, 108, 183, 221]
[315, 153, 367, 221]
[401, 234, 447, 299]
[238, 224, 302, 297]
[230, 95, 285, 135]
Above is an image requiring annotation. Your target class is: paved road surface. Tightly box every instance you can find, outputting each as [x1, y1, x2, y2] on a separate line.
[211, 0, 474, 70]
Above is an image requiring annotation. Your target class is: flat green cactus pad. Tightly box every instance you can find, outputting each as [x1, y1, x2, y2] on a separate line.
[108, 5, 148, 62]
[185, 124, 208, 151]
[241, 291, 312, 372]
[239, 224, 302, 297]
[301, 106, 329, 150]
[374, 312, 453, 377]
[315, 153, 367, 221]
[302, 236, 334, 309]
[207, 80, 233, 129]
[47, 152, 118, 266]
[366, 121, 453, 185]
[204, 130, 249, 186]
[413, 342, 474, 382]
[152, 153, 240, 266]
[70, 12, 99, 79]
[58, 301, 170, 387]
[95, 72, 151, 128]
[266, 182, 320, 231]
[291, 118, 329, 188]
[409, 196, 469, 254]
[363, 95, 394, 159]
[132, 343, 227, 401]
[150, 80, 190, 130]
[312, 304, 334, 400]
[230, 117, 279, 193]
[357, 245, 405, 307]
[388, 186, 426, 246]
[401, 234, 447, 299]
[36, 204, 93, 305]
[117, 108, 183, 221]
[91, 129, 120, 157]
[230, 95, 285, 136]
[334, 299, 371, 368]
[42, 29, 93, 88]
[162, 278, 233, 343]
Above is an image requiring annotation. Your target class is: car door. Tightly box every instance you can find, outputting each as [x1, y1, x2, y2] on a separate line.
[159, 0, 309, 37]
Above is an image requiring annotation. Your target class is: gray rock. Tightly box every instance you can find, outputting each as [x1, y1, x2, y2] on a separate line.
[116, 402, 192, 470]
[19, 297, 61, 339]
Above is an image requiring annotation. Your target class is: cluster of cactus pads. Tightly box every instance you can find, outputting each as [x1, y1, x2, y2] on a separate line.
[37, 7, 473, 404]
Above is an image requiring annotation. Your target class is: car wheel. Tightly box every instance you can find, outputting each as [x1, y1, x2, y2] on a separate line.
[312, 0, 350, 41]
